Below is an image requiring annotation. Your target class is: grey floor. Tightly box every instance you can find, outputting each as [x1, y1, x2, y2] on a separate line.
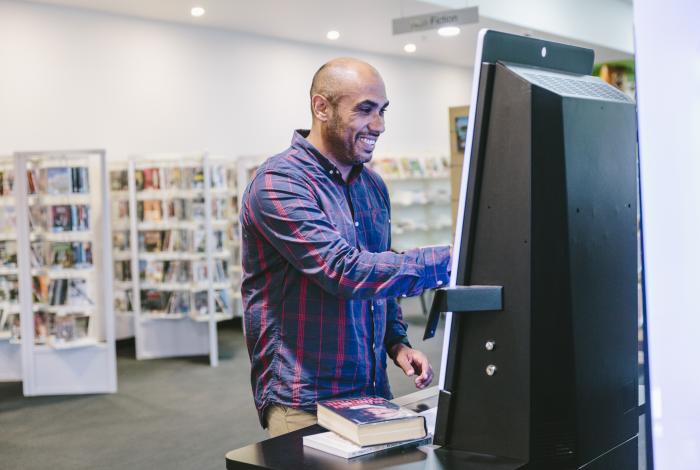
[0, 298, 444, 470]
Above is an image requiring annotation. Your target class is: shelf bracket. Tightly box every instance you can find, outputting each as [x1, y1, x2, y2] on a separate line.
[423, 285, 503, 340]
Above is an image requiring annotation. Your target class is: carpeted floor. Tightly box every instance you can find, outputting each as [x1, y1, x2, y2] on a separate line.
[0, 299, 443, 470]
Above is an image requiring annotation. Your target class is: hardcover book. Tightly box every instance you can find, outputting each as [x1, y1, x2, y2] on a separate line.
[316, 396, 427, 447]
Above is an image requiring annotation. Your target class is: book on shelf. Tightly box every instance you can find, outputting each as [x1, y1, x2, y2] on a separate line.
[34, 311, 52, 343]
[141, 290, 168, 311]
[164, 167, 182, 189]
[141, 200, 162, 222]
[316, 396, 427, 447]
[45, 166, 89, 194]
[53, 314, 90, 344]
[0, 206, 16, 235]
[192, 167, 204, 189]
[215, 289, 231, 312]
[114, 289, 133, 312]
[48, 278, 93, 306]
[51, 205, 90, 232]
[0, 310, 22, 341]
[0, 241, 18, 267]
[46, 167, 71, 194]
[113, 231, 130, 251]
[303, 431, 432, 460]
[141, 231, 163, 252]
[112, 200, 129, 219]
[211, 165, 226, 188]
[166, 199, 189, 220]
[110, 169, 128, 191]
[0, 275, 19, 303]
[50, 242, 92, 269]
[32, 275, 49, 303]
[164, 260, 189, 283]
[193, 229, 206, 252]
[114, 260, 131, 282]
[191, 198, 206, 220]
[71, 167, 89, 193]
[140, 260, 165, 283]
[143, 168, 160, 190]
[167, 291, 190, 314]
[194, 290, 208, 314]
[373, 158, 402, 179]
[0, 169, 15, 196]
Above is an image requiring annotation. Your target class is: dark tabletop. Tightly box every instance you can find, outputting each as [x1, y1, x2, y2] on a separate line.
[225, 388, 525, 470]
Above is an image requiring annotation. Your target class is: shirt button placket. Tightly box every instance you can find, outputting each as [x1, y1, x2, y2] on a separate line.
[370, 302, 377, 391]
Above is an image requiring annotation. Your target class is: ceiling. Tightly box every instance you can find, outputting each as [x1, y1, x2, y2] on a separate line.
[26, 0, 633, 67]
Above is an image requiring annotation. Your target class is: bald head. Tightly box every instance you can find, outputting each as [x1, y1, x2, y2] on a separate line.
[310, 58, 383, 107]
[306, 57, 388, 171]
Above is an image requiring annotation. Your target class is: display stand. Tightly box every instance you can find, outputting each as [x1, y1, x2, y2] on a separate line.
[128, 154, 237, 366]
[369, 156, 452, 252]
[0, 156, 22, 381]
[14, 149, 117, 395]
[109, 162, 135, 340]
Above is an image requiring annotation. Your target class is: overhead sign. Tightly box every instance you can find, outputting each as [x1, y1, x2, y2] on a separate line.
[392, 6, 479, 35]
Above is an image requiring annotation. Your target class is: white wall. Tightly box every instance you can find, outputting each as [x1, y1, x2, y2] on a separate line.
[0, 0, 471, 161]
[635, 0, 700, 468]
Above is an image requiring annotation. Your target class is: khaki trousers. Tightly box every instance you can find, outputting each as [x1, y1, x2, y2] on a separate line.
[265, 405, 317, 437]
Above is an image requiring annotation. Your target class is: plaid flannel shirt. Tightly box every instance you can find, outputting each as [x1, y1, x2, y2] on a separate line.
[240, 130, 451, 424]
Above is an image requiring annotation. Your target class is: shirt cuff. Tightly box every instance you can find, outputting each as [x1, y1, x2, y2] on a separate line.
[419, 245, 451, 290]
[386, 336, 412, 356]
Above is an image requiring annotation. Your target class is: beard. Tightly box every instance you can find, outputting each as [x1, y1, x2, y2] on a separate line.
[325, 114, 373, 166]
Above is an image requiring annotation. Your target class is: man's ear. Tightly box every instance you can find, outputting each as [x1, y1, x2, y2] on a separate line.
[311, 94, 331, 122]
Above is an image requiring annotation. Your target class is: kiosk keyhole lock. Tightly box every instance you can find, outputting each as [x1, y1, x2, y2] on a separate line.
[423, 285, 504, 340]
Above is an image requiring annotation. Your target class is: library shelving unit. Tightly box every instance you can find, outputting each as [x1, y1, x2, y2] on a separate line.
[127, 154, 238, 366]
[369, 156, 453, 252]
[0, 156, 22, 381]
[14, 149, 117, 395]
[109, 162, 135, 340]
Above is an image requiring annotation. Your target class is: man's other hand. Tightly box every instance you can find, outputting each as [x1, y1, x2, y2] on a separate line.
[389, 344, 434, 389]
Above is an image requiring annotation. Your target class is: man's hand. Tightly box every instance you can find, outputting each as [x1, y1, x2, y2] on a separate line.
[389, 343, 434, 389]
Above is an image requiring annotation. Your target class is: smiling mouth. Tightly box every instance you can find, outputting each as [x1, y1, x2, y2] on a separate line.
[358, 135, 377, 150]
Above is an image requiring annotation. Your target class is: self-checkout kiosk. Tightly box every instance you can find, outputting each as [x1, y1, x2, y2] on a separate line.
[424, 30, 639, 469]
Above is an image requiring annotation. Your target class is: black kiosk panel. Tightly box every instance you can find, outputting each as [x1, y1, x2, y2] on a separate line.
[434, 30, 639, 469]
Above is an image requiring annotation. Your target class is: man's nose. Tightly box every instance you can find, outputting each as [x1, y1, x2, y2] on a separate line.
[369, 113, 385, 134]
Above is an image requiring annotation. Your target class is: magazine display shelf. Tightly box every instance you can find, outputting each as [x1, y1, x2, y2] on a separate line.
[369, 156, 452, 253]
[0, 156, 22, 381]
[127, 154, 239, 367]
[14, 149, 117, 396]
[109, 162, 135, 340]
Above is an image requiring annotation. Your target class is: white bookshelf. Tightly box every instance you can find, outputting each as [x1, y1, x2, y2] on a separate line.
[369, 156, 453, 252]
[127, 154, 239, 366]
[0, 156, 22, 381]
[109, 162, 135, 340]
[14, 149, 117, 396]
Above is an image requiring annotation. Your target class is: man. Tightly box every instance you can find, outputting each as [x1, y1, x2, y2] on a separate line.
[240, 57, 451, 437]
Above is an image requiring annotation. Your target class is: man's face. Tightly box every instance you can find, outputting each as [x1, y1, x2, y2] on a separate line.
[324, 75, 388, 166]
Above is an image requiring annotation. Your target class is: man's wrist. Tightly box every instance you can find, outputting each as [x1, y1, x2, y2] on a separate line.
[386, 336, 412, 358]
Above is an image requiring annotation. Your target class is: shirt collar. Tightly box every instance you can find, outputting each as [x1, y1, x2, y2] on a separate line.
[291, 129, 364, 183]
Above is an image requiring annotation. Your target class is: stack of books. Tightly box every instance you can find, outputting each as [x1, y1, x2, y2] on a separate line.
[303, 396, 432, 459]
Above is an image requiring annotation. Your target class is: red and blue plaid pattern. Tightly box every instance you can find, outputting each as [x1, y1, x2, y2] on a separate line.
[240, 131, 451, 424]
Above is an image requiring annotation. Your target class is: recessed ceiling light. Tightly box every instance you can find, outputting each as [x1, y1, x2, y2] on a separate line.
[438, 26, 461, 37]
[326, 30, 340, 40]
[191, 6, 205, 17]
[404, 43, 417, 53]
